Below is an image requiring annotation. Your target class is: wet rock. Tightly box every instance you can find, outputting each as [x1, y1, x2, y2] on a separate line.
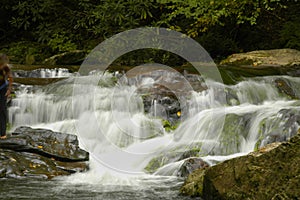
[43, 50, 86, 65]
[0, 149, 70, 179]
[220, 48, 300, 67]
[257, 109, 300, 148]
[274, 78, 299, 99]
[180, 130, 300, 199]
[2, 126, 89, 162]
[144, 143, 202, 174]
[0, 126, 89, 179]
[123, 68, 206, 123]
[178, 157, 209, 177]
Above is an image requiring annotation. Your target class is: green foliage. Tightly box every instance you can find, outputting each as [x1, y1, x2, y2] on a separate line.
[1, 41, 50, 64]
[0, 0, 299, 63]
[280, 21, 300, 49]
[47, 33, 77, 52]
[157, 0, 285, 36]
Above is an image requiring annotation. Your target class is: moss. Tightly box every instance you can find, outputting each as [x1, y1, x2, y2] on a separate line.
[222, 57, 255, 66]
[6, 123, 12, 132]
[218, 114, 246, 155]
[180, 169, 206, 197]
[144, 157, 164, 173]
[144, 143, 202, 173]
[162, 119, 179, 132]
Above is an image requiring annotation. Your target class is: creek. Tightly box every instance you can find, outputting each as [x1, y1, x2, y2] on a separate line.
[2, 66, 300, 199]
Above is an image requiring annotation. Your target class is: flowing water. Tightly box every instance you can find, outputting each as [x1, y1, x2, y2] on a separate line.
[2, 69, 300, 199]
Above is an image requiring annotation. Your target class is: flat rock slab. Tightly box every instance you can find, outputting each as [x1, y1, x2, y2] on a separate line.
[220, 49, 300, 67]
[0, 126, 89, 162]
[0, 126, 89, 179]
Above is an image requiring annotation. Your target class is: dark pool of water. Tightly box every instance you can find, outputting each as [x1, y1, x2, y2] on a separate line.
[0, 178, 200, 200]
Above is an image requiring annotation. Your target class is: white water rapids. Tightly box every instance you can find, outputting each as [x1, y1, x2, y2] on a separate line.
[8, 72, 300, 185]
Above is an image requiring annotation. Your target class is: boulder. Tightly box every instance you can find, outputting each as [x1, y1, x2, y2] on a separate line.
[43, 50, 86, 65]
[0, 126, 89, 179]
[0, 149, 70, 179]
[220, 49, 300, 67]
[180, 129, 300, 199]
[177, 157, 209, 177]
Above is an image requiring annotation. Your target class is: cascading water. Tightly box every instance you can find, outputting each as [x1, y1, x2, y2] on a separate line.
[13, 68, 72, 78]
[8, 71, 300, 198]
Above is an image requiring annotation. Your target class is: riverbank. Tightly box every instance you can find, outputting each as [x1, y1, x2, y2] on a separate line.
[9, 49, 300, 86]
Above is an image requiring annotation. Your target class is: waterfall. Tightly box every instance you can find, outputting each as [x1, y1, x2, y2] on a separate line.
[8, 72, 300, 183]
[13, 68, 72, 78]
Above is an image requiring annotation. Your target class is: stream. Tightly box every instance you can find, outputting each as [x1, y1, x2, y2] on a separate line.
[2, 67, 300, 199]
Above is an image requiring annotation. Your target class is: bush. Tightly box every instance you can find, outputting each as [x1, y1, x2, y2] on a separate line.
[1, 41, 51, 64]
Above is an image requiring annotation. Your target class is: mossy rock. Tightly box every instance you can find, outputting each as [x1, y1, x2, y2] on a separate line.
[180, 130, 300, 199]
[213, 113, 250, 155]
[144, 143, 202, 173]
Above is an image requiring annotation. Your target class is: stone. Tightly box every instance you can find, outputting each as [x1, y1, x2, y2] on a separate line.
[178, 157, 209, 177]
[180, 130, 300, 199]
[257, 109, 300, 148]
[220, 49, 300, 67]
[0, 126, 89, 179]
[0, 149, 70, 179]
[3, 126, 89, 162]
[274, 78, 299, 99]
[144, 143, 203, 174]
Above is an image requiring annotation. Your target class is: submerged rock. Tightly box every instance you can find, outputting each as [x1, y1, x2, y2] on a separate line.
[0, 126, 89, 179]
[220, 48, 300, 67]
[180, 130, 300, 199]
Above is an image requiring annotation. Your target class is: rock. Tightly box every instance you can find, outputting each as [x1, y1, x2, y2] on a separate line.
[257, 109, 300, 148]
[178, 157, 209, 177]
[274, 78, 299, 99]
[43, 50, 86, 65]
[122, 67, 206, 123]
[0, 149, 70, 179]
[4, 126, 89, 161]
[220, 49, 300, 67]
[180, 130, 300, 199]
[0, 126, 89, 179]
[144, 143, 202, 174]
